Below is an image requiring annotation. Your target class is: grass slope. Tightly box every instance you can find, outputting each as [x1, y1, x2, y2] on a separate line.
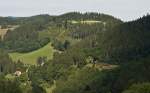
[9, 43, 54, 65]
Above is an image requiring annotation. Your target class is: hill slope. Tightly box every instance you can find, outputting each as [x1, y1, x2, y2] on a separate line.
[98, 15, 150, 62]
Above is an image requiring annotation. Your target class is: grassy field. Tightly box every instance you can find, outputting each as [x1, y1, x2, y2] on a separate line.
[0, 25, 19, 39]
[70, 20, 102, 24]
[0, 28, 8, 39]
[9, 43, 55, 65]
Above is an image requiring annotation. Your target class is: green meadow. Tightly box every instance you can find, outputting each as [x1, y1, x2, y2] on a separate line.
[9, 43, 54, 65]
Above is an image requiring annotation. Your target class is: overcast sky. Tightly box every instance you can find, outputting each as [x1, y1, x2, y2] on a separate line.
[0, 0, 149, 21]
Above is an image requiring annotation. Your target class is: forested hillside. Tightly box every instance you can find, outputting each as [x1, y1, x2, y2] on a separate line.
[99, 15, 150, 63]
[0, 13, 150, 93]
[0, 12, 121, 52]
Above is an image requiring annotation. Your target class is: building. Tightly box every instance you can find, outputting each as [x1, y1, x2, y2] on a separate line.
[14, 71, 22, 77]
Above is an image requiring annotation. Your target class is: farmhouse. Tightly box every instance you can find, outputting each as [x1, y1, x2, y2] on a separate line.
[14, 70, 22, 77]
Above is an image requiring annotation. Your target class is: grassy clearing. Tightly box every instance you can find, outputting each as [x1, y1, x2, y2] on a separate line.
[9, 43, 54, 65]
[86, 63, 118, 71]
[0, 25, 19, 39]
[70, 20, 102, 24]
[0, 29, 8, 39]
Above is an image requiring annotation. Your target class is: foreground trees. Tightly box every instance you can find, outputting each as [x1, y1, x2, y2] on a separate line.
[0, 49, 15, 74]
[0, 76, 22, 93]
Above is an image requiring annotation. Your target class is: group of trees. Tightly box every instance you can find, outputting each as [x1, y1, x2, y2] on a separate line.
[69, 23, 103, 39]
[0, 15, 51, 52]
[36, 56, 47, 66]
[0, 49, 15, 74]
[0, 76, 22, 93]
[51, 53, 147, 93]
[51, 40, 70, 51]
[57, 12, 122, 23]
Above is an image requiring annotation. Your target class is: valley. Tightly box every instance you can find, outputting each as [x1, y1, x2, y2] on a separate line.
[0, 12, 150, 93]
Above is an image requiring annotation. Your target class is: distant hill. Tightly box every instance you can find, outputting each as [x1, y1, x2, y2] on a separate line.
[0, 12, 122, 53]
[0, 17, 25, 25]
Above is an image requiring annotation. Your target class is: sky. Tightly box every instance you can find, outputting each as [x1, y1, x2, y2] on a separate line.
[0, 0, 150, 21]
